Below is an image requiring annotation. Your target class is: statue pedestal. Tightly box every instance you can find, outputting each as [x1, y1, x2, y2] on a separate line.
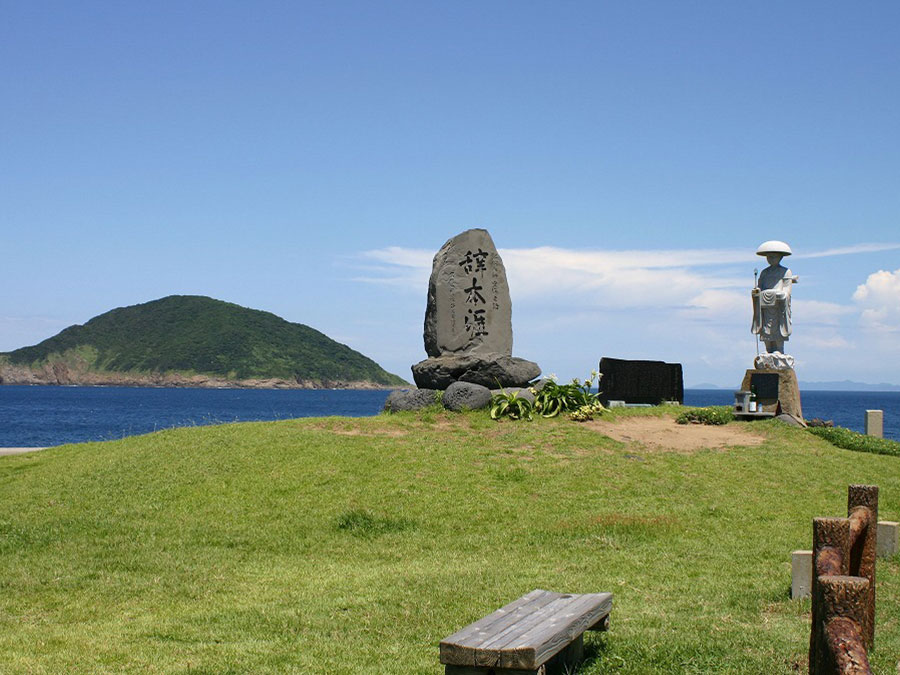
[740, 368, 803, 420]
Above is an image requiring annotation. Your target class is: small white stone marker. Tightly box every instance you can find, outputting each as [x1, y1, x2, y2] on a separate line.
[791, 550, 813, 599]
[878, 521, 899, 558]
[865, 410, 883, 438]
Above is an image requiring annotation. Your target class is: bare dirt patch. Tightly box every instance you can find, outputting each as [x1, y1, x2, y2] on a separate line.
[585, 416, 765, 452]
[305, 421, 408, 437]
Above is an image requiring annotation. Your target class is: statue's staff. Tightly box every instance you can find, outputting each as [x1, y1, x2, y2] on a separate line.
[753, 267, 760, 357]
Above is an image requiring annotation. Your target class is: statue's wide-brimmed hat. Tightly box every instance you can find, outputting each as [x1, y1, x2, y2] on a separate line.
[756, 240, 792, 256]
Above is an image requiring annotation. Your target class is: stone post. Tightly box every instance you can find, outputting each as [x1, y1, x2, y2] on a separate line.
[877, 521, 898, 558]
[792, 550, 812, 599]
[864, 410, 883, 439]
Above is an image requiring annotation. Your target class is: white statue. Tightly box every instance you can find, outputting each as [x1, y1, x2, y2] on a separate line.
[751, 240, 798, 356]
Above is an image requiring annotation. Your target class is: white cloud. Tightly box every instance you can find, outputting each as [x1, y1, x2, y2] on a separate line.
[358, 245, 750, 315]
[677, 289, 746, 323]
[798, 243, 900, 259]
[353, 242, 900, 384]
[793, 300, 855, 327]
[352, 247, 433, 287]
[356, 241, 898, 302]
[853, 268, 900, 333]
[801, 334, 852, 349]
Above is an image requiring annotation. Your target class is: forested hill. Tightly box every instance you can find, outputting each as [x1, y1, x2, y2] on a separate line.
[0, 296, 407, 388]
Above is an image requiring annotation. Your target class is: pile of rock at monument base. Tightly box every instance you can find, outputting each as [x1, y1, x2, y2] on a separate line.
[384, 229, 542, 413]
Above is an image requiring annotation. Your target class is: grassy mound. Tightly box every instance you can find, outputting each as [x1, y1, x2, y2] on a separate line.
[1, 410, 898, 673]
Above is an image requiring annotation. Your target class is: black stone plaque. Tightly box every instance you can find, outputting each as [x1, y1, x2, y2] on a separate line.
[750, 372, 780, 402]
[598, 357, 684, 405]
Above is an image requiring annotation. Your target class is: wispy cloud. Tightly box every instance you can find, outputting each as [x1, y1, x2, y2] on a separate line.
[798, 243, 900, 259]
[794, 300, 856, 326]
[352, 241, 893, 328]
[352, 242, 900, 385]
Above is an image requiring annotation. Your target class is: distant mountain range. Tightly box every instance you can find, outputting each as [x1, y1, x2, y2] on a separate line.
[0, 295, 407, 389]
[689, 380, 900, 392]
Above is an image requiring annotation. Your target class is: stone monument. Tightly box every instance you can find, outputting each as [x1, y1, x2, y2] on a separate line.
[598, 357, 683, 405]
[741, 240, 803, 420]
[411, 229, 541, 389]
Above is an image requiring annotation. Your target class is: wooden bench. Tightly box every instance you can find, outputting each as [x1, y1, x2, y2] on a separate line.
[439, 589, 613, 674]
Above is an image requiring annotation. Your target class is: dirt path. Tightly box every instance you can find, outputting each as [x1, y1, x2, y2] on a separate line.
[585, 416, 765, 452]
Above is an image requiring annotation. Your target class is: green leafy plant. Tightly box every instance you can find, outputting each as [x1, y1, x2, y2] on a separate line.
[533, 371, 604, 418]
[490, 390, 534, 421]
[675, 406, 734, 426]
[807, 426, 900, 457]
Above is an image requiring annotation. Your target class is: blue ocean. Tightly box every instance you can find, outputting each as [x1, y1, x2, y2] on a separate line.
[0, 385, 897, 447]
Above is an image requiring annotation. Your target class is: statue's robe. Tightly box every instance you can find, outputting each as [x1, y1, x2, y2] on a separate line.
[752, 264, 793, 343]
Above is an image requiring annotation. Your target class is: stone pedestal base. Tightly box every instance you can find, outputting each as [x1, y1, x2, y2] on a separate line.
[411, 353, 541, 390]
[740, 368, 803, 420]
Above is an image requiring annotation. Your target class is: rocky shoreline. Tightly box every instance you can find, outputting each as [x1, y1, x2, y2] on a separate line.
[0, 363, 404, 390]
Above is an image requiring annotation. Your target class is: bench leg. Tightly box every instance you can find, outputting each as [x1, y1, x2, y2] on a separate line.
[589, 612, 610, 632]
[544, 634, 583, 674]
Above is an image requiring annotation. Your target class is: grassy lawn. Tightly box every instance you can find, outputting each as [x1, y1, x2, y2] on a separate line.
[1, 408, 898, 673]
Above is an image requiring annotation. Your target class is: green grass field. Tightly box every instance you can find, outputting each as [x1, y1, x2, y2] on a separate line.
[1, 409, 898, 673]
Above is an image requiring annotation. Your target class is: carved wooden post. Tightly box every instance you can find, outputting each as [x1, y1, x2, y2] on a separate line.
[809, 486, 879, 674]
[847, 484, 878, 648]
[810, 517, 850, 673]
[820, 576, 872, 675]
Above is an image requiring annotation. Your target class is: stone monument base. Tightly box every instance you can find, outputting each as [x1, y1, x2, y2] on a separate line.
[411, 352, 540, 390]
[740, 367, 803, 420]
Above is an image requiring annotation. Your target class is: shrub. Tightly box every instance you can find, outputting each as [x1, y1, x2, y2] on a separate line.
[807, 426, 900, 457]
[676, 406, 734, 426]
[533, 371, 603, 418]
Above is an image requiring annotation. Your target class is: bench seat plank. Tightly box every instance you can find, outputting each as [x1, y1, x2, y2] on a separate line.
[475, 595, 577, 667]
[440, 590, 562, 666]
[440, 590, 613, 670]
[502, 593, 612, 670]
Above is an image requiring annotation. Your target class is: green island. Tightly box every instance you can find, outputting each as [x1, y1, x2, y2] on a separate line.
[1, 407, 897, 673]
[0, 295, 407, 389]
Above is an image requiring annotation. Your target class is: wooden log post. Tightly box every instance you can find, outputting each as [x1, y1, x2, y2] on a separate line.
[820, 575, 872, 675]
[810, 517, 850, 673]
[847, 485, 878, 649]
[809, 486, 879, 674]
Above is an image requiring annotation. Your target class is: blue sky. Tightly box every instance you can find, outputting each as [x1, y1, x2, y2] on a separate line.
[2, 1, 899, 386]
